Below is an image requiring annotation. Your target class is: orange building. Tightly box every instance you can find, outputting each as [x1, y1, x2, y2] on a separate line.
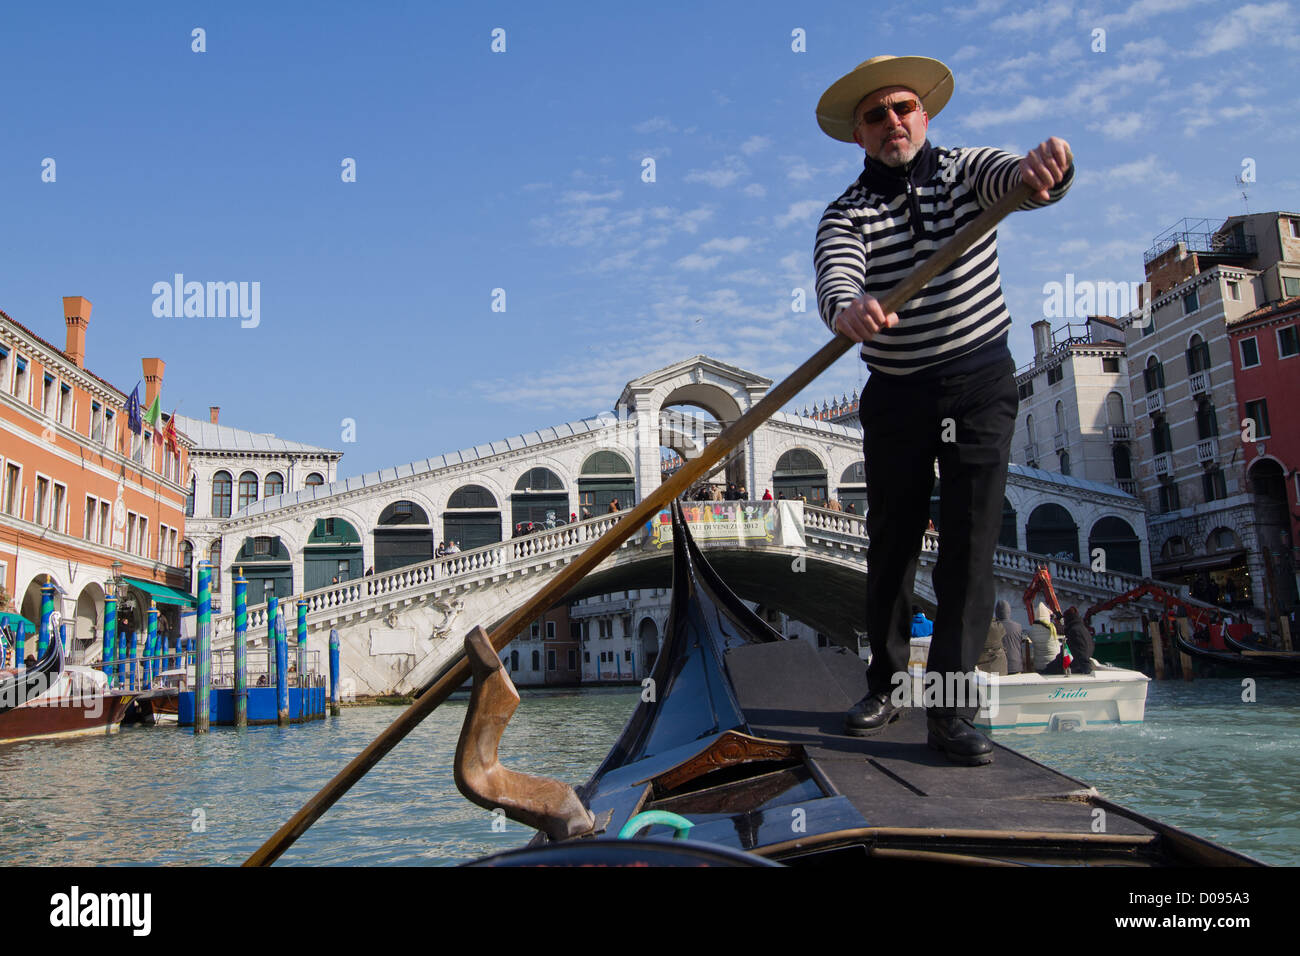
[0, 296, 193, 663]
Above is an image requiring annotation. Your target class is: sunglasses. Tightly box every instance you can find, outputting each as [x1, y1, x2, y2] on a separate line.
[857, 98, 922, 126]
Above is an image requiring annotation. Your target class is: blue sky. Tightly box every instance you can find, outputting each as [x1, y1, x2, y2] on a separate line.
[3, 0, 1298, 478]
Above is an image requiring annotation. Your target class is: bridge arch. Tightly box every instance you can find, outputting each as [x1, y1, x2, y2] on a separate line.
[304, 516, 364, 589]
[772, 447, 827, 503]
[512, 465, 569, 530]
[373, 499, 435, 572]
[1088, 515, 1142, 576]
[1025, 503, 1079, 562]
[578, 450, 636, 519]
[441, 483, 504, 550]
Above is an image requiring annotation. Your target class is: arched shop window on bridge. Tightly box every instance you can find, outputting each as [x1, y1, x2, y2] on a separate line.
[238, 471, 259, 511]
[264, 472, 285, 498]
[235, 535, 293, 603]
[1088, 516, 1142, 576]
[304, 517, 363, 591]
[773, 449, 826, 503]
[1025, 503, 1079, 563]
[374, 500, 434, 572]
[444, 485, 502, 551]
[512, 468, 568, 532]
[579, 451, 634, 519]
[838, 462, 866, 515]
[305, 472, 324, 489]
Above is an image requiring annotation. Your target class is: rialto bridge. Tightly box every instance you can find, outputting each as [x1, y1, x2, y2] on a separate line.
[194, 356, 1157, 696]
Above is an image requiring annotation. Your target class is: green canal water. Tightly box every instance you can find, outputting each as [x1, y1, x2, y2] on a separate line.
[1, 679, 1296, 866]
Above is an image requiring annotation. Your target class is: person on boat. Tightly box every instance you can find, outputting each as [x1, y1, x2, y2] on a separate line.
[995, 599, 1026, 674]
[1028, 602, 1061, 672]
[762, 489, 773, 500]
[815, 54, 1072, 763]
[977, 615, 1008, 675]
[1042, 606, 1095, 675]
[909, 607, 933, 637]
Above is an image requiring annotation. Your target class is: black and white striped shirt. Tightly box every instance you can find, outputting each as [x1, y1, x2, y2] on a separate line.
[815, 141, 1072, 378]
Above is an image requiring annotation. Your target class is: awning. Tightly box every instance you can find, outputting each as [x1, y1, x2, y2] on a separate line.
[1152, 549, 1248, 576]
[0, 611, 38, 631]
[123, 576, 197, 608]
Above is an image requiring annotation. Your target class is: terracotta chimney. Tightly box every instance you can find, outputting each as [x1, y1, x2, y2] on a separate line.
[142, 358, 165, 410]
[209, 406, 220, 425]
[63, 296, 92, 368]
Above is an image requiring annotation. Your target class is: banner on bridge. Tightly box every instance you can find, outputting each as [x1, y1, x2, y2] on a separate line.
[645, 500, 805, 549]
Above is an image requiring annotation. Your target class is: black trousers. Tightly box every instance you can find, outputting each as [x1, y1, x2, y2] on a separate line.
[860, 356, 1017, 719]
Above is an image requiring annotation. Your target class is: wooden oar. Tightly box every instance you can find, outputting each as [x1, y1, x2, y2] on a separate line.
[243, 179, 1039, 866]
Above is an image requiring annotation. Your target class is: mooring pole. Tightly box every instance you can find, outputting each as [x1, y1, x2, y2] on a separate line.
[148, 603, 159, 689]
[38, 579, 54, 661]
[329, 627, 341, 716]
[297, 599, 308, 721]
[58, 622, 67, 656]
[234, 571, 248, 729]
[102, 598, 115, 687]
[266, 594, 279, 690]
[126, 627, 137, 691]
[276, 605, 289, 726]
[14, 621, 25, 671]
[195, 561, 212, 734]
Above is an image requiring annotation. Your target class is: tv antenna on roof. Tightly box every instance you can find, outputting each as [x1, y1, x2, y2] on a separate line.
[1233, 172, 1251, 214]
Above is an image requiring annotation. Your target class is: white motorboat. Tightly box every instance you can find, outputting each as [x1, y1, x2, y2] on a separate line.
[908, 637, 1150, 733]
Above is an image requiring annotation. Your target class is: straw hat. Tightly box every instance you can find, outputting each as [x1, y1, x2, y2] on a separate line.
[816, 55, 954, 143]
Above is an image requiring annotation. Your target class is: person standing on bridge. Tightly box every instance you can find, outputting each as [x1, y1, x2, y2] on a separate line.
[813, 55, 1072, 764]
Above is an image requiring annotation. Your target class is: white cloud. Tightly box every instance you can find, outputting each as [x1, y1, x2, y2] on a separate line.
[775, 199, 826, 229]
[633, 116, 676, 134]
[698, 237, 752, 254]
[992, 0, 1075, 31]
[963, 95, 1054, 130]
[743, 183, 767, 198]
[685, 156, 748, 188]
[1092, 113, 1143, 138]
[1189, 2, 1295, 55]
[1077, 154, 1179, 190]
[740, 136, 771, 155]
[675, 253, 721, 271]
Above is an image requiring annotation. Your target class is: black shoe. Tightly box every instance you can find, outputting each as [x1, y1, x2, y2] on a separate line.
[926, 716, 994, 765]
[844, 692, 901, 736]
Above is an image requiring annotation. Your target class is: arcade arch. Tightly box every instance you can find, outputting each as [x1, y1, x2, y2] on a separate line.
[374, 500, 434, 572]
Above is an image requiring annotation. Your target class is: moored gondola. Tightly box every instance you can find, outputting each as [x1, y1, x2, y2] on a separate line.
[0, 629, 63, 714]
[455, 502, 1261, 867]
[1172, 627, 1300, 677]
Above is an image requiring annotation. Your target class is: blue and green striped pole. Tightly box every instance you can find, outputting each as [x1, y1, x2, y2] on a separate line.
[195, 561, 212, 734]
[102, 597, 116, 687]
[266, 594, 279, 689]
[275, 605, 289, 725]
[329, 627, 341, 716]
[38, 580, 54, 660]
[296, 599, 308, 719]
[14, 620, 26, 669]
[126, 628, 137, 691]
[58, 622, 67, 655]
[233, 570, 248, 729]
[147, 603, 159, 689]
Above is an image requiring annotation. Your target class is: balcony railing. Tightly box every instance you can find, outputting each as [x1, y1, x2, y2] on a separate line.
[1188, 369, 1209, 395]
[1154, 452, 1173, 477]
[1196, 437, 1220, 463]
[1118, 479, 1139, 495]
[1024, 442, 1038, 463]
[1053, 431, 1067, 452]
[1145, 390, 1166, 415]
[1109, 423, 1132, 441]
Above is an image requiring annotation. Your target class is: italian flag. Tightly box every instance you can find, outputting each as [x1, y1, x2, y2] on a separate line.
[143, 394, 163, 444]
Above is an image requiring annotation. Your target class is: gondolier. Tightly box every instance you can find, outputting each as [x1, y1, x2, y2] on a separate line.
[813, 55, 1072, 764]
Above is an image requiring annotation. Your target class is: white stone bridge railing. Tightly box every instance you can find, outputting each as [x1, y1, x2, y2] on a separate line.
[211, 510, 632, 644]
[801, 505, 1177, 608]
[212, 503, 1173, 645]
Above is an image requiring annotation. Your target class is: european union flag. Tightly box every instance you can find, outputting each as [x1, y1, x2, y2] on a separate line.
[126, 384, 143, 435]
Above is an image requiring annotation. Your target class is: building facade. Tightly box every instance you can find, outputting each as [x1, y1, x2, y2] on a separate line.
[175, 409, 342, 612]
[1227, 294, 1300, 608]
[1123, 212, 1300, 606]
[0, 297, 192, 662]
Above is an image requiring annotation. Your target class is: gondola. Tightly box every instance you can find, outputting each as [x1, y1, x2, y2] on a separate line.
[0, 629, 63, 714]
[456, 502, 1260, 867]
[1221, 629, 1300, 673]
[1171, 627, 1299, 678]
